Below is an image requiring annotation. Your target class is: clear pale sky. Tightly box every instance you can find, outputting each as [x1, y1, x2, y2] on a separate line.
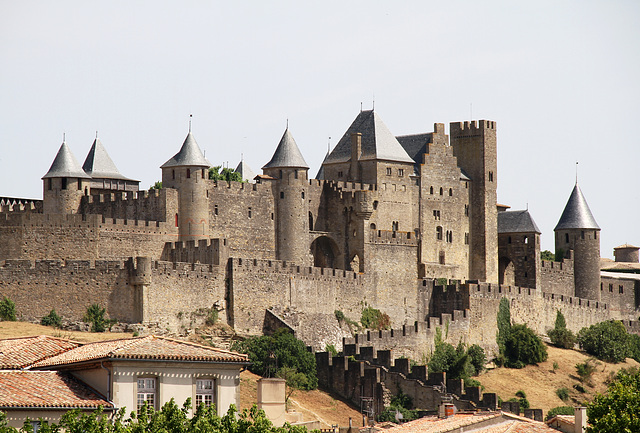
[1, 1, 638, 258]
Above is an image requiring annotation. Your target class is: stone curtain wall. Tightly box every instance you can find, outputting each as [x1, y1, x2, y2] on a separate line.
[539, 259, 575, 296]
[81, 188, 177, 223]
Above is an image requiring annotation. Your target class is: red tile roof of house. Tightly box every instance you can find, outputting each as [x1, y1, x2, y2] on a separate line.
[0, 335, 81, 369]
[32, 335, 249, 368]
[0, 371, 112, 409]
[382, 412, 558, 433]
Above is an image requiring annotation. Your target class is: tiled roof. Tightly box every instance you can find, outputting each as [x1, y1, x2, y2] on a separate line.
[32, 335, 249, 368]
[42, 141, 92, 179]
[555, 183, 600, 230]
[324, 111, 414, 165]
[498, 210, 541, 234]
[82, 138, 136, 181]
[262, 128, 309, 169]
[0, 335, 81, 369]
[0, 371, 112, 409]
[383, 412, 558, 433]
[161, 132, 211, 168]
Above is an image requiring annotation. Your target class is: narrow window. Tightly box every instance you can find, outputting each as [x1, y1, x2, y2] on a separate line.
[279, 170, 282, 179]
[581, 231, 585, 240]
[47, 179, 52, 190]
[77, 179, 82, 190]
[488, 171, 494, 182]
[214, 205, 218, 216]
[439, 187, 443, 195]
[448, 188, 452, 196]
[609, 284, 613, 292]
[61, 178, 67, 190]
[175, 214, 179, 226]
[398, 169, 404, 177]
[301, 191, 305, 199]
[280, 191, 284, 199]
[465, 204, 469, 216]
[601, 283, 603, 291]
[565, 233, 569, 243]
[309, 212, 314, 230]
[430, 186, 434, 195]
[373, 201, 378, 210]
[392, 221, 399, 231]
[187, 169, 191, 179]
[295, 170, 298, 179]
[524, 236, 528, 244]
[594, 231, 598, 239]
[201, 169, 205, 178]
[172, 169, 175, 180]
[465, 233, 469, 245]
[619, 285, 624, 294]
[248, 207, 252, 218]
[137, 378, 156, 410]
[338, 171, 343, 178]
[436, 226, 443, 241]
[386, 167, 392, 176]
[508, 236, 512, 244]
[465, 182, 468, 189]
[196, 379, 215, 407]
[370, 223, 376, 230]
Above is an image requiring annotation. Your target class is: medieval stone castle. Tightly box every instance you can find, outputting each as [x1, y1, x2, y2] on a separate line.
[1, 109, 638, 359]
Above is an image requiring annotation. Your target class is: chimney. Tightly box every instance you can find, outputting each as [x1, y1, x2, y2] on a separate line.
[575, 407, 587, 433]
[350, 132, 361, 181]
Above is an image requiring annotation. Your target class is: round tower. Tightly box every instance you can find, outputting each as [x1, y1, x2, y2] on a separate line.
[42, 139, 91, 214]
[262, 128, 310, 265]
[161, 132, 211, 241]
[554, 183, 601, 300]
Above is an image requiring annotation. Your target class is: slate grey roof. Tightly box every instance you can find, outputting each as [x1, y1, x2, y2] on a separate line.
[234, 160, 256, 182]
[82, 138, 136, 181]
[161, 133, 211, 168]
[42, 142, 92, 179]
[498, 210, 541, 234]
[262, 128, 309, 169]
[323, 111, 414, 164]
[555, 184, 600, 230]
[396, 133, 431, 164]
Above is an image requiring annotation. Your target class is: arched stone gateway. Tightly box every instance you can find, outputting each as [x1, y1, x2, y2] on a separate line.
[310, 235, 339, 269]
[499, 257, 515, 286]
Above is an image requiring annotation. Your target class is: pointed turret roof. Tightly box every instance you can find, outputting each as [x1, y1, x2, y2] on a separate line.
[323, 110, 414, 164]
[42, 141, 91, 179]
[262, 128, 309, 169]
[498, 210, 541, 234]
[161, 132, 211, 168]
[234, 160, 256, 182]
[82, 138, 135, 181]
[555, 183, 600, 230]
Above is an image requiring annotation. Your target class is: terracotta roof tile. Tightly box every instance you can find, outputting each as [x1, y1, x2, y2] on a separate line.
[382, 412, 558, 433]
[32, 335, 249, 368]
[0, 371, 112, 408]
[0, 335, 81, 369]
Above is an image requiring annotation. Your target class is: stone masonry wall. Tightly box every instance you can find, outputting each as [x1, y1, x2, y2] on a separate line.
[539, 259, 574, 296]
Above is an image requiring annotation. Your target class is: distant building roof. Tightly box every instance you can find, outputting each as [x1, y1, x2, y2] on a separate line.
[161, 132, 211, 168]
[615, 244, 639, 250]
[396, 133, 431, 164]
[324, 111, 414, 165]
[262, 128, 309, 169]
[498, 210, 541, 234]
[32, 335, 250, 368]
[0, 335, 81, 369]
[42, 142, 92, 179]
[555, 183, 600, 231]
[234, 160, 256, 182]
[0, 371, 112, 409]
[82, 138, 137, 181]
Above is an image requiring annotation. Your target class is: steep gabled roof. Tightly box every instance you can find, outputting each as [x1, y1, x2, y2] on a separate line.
[234, 160, 256, 182]
[42, 141, 92, 179]
[161, 132, 211, 168]
[323, 111, 414, 164]
[498, 210, 541, 234]
[32, 335, 249, 368]
[0, 371, 112, 409]
[555, 183, 600, 231]
[82, 138, 136, 181]
[262, 128, 309, 169]
[0, 335, 81, 369]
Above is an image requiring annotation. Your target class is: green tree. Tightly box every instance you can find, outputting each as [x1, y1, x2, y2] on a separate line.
[467, 344, 486, 375]
[548, 310, 576, 349]
[360, 307, 391, 330]
[41, 309, 62, 328]
[541, 250, 555, 261]
[577, 320, 630, 363]
[586, 369, 640, 433]
[83, 304, 106, 333]
[496, 297, 511, 358]
[149, 181, 162, 190]
[0, 297, 16, 321]
[209, 166, 243, 182]
[504, 323, 547, 368]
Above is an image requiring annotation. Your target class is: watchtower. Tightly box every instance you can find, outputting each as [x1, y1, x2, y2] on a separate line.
[161, 132, 211, 241]
[450, 120, 498, 283]
[497, 209, 541, 289]
[42, 139, 91, 214]
[554, 183, 601, 300]
[262, 128, 310, 265]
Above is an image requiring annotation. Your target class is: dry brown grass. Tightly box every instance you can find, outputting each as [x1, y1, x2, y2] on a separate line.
[0, 321, 134, 343]
[478, 343, 639, 415]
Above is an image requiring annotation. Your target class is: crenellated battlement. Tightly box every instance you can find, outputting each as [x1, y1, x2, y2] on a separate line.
[85, 188, 164, 204]
[160, 238, 229, 265]
[450, 120, 496, 134]
[0, 197, 42, 214]
[368, 229, 418, 246]
[230, 257, 363, 282]
[0, 258, 128, 272]
[209, 179, 273, 194]
[541, 259, 574, 271]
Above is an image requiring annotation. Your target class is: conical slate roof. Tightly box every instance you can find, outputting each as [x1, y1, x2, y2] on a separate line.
[82, 138, 134, 180]
[161, 132, 211, 168]
[498, 210, 541, 234]
[323, 110, 414, 164]
[555, 184, 600, 230]
[42, 141, 91, 179]
[234, 160, 256, 182]
[262, 128, 309, 169]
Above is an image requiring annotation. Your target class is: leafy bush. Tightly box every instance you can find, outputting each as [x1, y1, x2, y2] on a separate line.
[334, 310, 345, 322]
[504, 324, 548, 368]
[548, 310, 576, 349]
[205, 309, 218, 326]
[41, 309, 62, 328]
[467, 344, 486, 375]
[515, 390, 527, 399]
[377, 389, 418, 423]
[577, 320, 630, 363]
[83, 304, 107, 333]
[233, 328, 317, 389]
[556, 387, 570, 401]
[587, 368, 640, 432]
[0, 297, 16, 321]
[576, 358, 599, 386]
[541, 250, 555, 261]
[325, 344, 338, 357]
[545, 406, 574, 421]
[629, 333, 640, 363]
[574, 383, 586, 393]
[360, 307, 390, 330]
[209, 166, 243, 182]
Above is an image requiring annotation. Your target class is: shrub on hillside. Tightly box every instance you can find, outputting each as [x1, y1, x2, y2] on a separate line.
[41, 309, 62, 328]
[0, 297, 16, 321]
[84, 304, 106, 333]
[548, 310, 576, 349]
[577, 320, 630, 363]
[556, 387, 570, 401]
[576, 358, 599, 386]
[360, 307, 391, 330]
[504, 323, 548, 368]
